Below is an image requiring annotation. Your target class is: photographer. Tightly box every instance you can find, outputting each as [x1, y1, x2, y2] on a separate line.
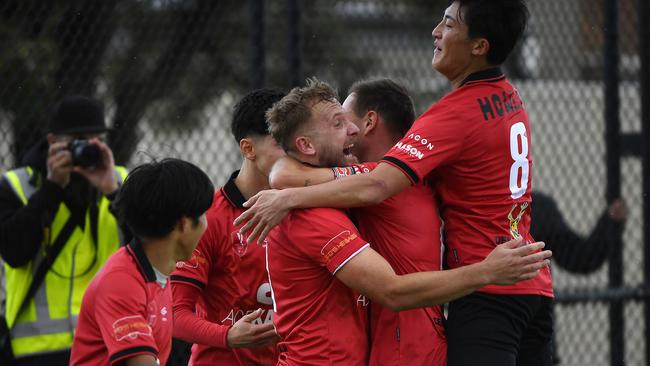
[0, 96, 128, 366]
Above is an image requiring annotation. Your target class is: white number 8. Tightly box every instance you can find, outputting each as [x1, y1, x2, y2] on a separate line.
[509, 122, 529, 199]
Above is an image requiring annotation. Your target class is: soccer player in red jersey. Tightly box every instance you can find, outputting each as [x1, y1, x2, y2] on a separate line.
[270, 79, 446, 366]
[70, 159, 214, 366]
[237, 1, 553, 364]
[170, 88, 285, 365]
[263, 79, 550, 366]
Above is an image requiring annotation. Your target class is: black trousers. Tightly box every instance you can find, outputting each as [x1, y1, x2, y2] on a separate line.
[447, 292, 554, 366]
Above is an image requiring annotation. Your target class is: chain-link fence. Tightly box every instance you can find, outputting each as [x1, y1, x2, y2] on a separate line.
[0, 0, 646, 365]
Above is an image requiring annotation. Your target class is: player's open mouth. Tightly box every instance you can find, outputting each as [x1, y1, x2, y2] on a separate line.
[343, 144, 354, 156]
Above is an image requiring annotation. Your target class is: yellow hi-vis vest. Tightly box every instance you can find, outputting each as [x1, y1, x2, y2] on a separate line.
[2, 166, 128, 358]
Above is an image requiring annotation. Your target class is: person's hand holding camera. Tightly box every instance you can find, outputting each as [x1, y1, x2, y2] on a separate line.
[46, 141, 74, 188]
[72, 138, 118, 195]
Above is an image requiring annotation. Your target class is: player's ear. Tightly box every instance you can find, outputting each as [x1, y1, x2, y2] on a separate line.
[239, 138, 256, 161]
[472, 38, 489, 57]
[364, 111, 378, 136]
[295, 136, 315, 156]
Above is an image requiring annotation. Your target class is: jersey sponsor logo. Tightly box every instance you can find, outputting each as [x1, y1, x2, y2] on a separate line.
[176, 249, 207, 269]
[508, 202, 529, 238]
[321, 230, 358, 262]
[221, 283, 274, 325]
[112, 315, 153, 341]
[221, 308, 274, 326]
[395, 133, 434, 160]
[357, 294, 369, 307]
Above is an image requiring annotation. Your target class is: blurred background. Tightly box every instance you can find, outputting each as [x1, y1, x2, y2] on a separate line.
[0, 0, 647, 365]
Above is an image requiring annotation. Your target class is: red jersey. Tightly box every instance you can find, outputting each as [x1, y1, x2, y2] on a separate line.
[266, 208, 370, 366]
[383, 67, 553, 297]
[71, 241, 172, 366]
[350, 162, 446, 366]
[171, 171, 277, 365]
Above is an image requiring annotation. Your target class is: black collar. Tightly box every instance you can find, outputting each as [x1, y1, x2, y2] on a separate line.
[126, 237, 157, 283]
[459, 67, 505, 87]
[222, 170, 246, 208]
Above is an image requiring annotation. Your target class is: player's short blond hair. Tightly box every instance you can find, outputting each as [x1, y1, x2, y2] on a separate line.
[266, 77, 338, 152]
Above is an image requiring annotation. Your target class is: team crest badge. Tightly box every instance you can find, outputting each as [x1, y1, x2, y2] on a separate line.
[508, 202, 529, 238]
[231, 231, 248, 257]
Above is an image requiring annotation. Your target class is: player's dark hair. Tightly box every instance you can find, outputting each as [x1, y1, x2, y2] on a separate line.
[267, 77, 339, 152]
[348, 78, 415, 137]
[113, 158, 214, 239]
[231, 88, 286, 143]
[455, 0, 529, 65]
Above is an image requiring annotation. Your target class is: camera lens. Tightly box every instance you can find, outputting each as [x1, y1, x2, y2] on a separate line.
[68, 139, 101, 168]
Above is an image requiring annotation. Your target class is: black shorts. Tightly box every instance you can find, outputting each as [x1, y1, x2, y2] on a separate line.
[446, 292, 553, 366]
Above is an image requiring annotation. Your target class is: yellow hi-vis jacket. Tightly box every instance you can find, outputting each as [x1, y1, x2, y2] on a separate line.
[2, 166, 127, 358]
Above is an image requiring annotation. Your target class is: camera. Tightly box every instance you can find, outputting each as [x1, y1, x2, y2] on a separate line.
[67, 139, 101, 168]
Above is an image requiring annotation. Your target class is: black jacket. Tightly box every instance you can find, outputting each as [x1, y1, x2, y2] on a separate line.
[0, 139, 127, 268]
[530, 192, 624, 274]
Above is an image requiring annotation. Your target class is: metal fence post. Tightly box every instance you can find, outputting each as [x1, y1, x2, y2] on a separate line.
[641, 0, 650, 363]
[603, 0, 623, 364]
[250, 0, 265, 89]
[288, 0, 302, 87]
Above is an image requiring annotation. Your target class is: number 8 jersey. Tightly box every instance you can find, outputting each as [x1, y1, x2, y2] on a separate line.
[382, 67, 553, 297]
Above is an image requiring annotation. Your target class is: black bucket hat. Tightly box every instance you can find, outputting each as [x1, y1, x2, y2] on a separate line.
[48, 95, 110, 135]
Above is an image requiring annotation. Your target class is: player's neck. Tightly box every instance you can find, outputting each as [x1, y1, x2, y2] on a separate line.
[140, 237, 177, 276]
[359, 127, 399, 162]
[448, 61, 493, 90]
[235, 162, 272, 200]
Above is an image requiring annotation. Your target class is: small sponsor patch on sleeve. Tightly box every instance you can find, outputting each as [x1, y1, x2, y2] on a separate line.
[321, 230, 359, 262]
[112, 315, 153, 341]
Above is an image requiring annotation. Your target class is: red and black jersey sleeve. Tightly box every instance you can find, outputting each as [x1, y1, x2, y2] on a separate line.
[93, 271, 159, 364]
[382, 103, 465, 184]
[290, 208, 369, 274]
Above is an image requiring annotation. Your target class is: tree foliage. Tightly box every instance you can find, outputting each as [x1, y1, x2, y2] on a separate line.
[0, 0, 376, 166]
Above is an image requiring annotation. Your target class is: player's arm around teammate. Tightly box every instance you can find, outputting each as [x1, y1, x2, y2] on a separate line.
[268, 156, 550, 310]
[336, 237, 548, 311]
[236, 161, 409, 243]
